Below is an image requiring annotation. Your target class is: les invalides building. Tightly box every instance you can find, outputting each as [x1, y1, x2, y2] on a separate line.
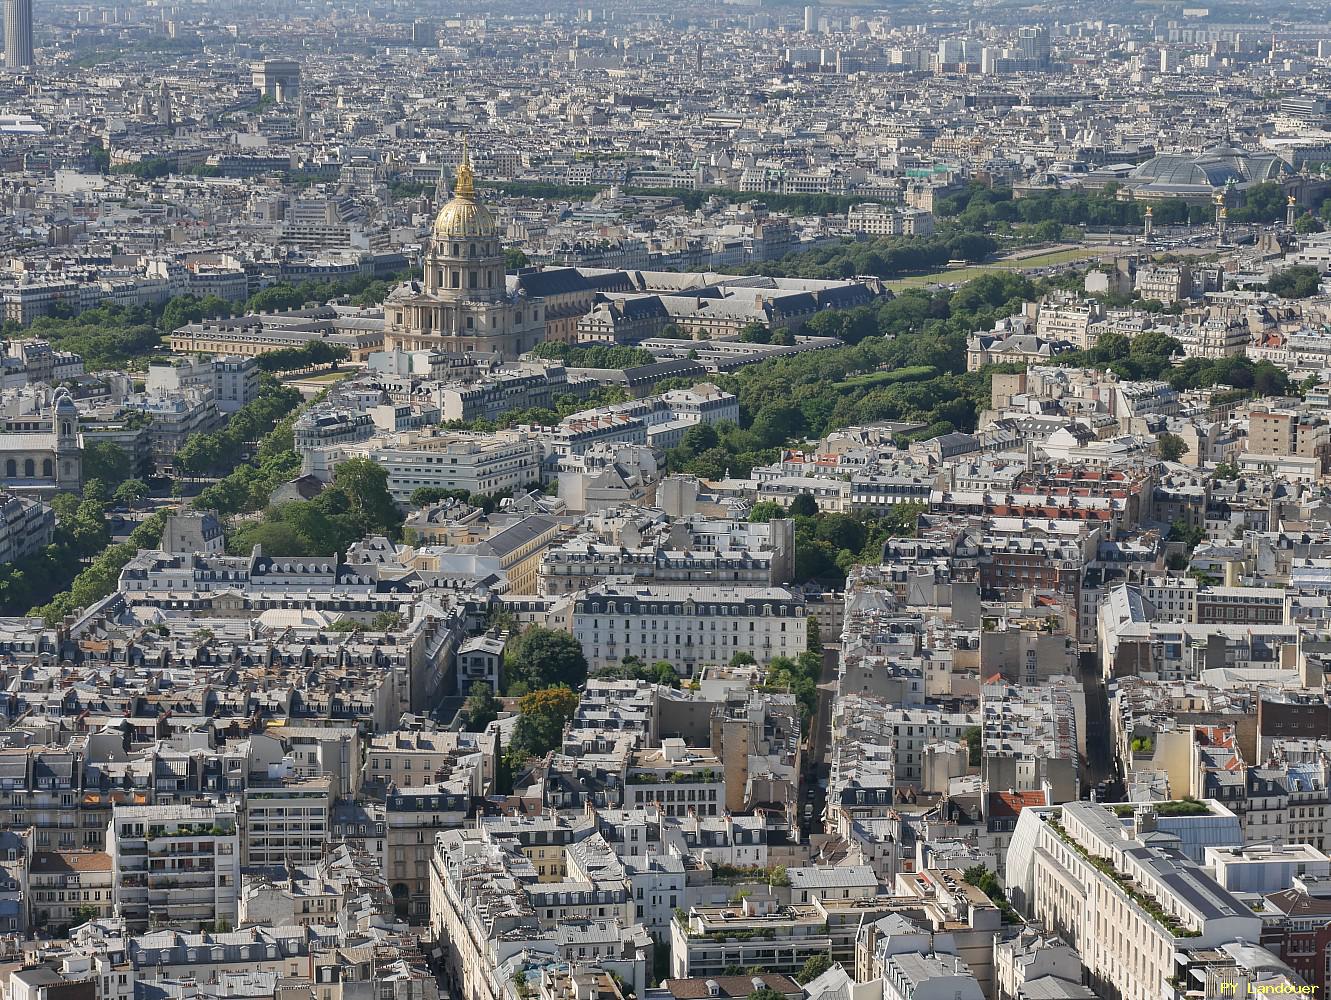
[383, 145, 545, 359]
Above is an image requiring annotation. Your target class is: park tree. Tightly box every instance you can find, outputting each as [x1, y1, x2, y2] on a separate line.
[788, 493, 819, 518]
[461, 681, 502, 732]
[1130, 331, 1183, 362]
[737, 322, 770, 344]
[1156, 432, 1189, 463]
[112, 479, 148, 505]
[679, 422, 720, 454]
[507, 686, 579, 761]
[799, 955, 833, 984]
[228, 520, 316, 556]
[504, 626, 589, 693]
[1170, 518, 1206, 553]
[748, 500, 788, 523]
[814, 513, 865, 552]
[1295, 212, 1325, 235]
[1267, 266, 1322, 299]
[751, 403, 805, 447]
[82, 442, 131, 485]
[330, 458, 402, 539]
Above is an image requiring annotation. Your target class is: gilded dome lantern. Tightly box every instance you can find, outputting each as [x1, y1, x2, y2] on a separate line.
[432, 137, 497, 240]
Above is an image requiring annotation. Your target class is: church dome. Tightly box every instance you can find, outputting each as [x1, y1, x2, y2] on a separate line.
[433, 146, 497, 240]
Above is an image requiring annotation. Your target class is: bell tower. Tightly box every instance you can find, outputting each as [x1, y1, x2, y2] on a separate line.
[53, 389, 82, 490]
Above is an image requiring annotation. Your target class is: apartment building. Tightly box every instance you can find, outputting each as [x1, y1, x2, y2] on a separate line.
[430, 828, 651, 1000]
[364, 730, 487, 790]
[571, 584, 807, 673]
[108, 803, 241, 932]
[624, 740, 724, 818]
[27, 850, 114, 932]
[541, 542, 782, 596]
[1034, 297, 1106, 350]
[1007, 801, 1261, 1000]
[434, 366, 567, 423]
[669, 896, 834, 978]
[1247, 406, 1331, 474]
[0, 492, 54, 564]
[242, 777, 332, 868]
[367, 430, 542, 500]
[833, 695, 977, 786]
[145, 355, 261, 414]
[846, 203, 935, 237]
[386, 783, 473, 922]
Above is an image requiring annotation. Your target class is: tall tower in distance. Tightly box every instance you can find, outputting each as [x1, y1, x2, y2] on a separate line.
[4, 0, 34, 70]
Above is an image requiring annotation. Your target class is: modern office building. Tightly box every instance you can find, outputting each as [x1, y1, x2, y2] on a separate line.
[4, 0, 33, 69]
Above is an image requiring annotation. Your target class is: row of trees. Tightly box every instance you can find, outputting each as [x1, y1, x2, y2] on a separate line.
[192, 402, 306, 518]
[1054, 330, 1290, 395]
[1265, 265, 1323, 299]
[0, 492, 116, 615]
[0, 272, 403, 371]
[730, 230, 997, 282]
[939, 179, 1299, 231]
[528, 341, 656, 369]
[480, 180, 882, 219]
[11, 377, 313, 622]
[30, 511, 166, 625]
[174, 380, 304, 476]
[254, 340, 350, 374]
[936, 181, 1210, 230]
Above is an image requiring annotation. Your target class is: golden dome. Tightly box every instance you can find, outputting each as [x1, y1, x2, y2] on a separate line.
[433, 139, 497, 239]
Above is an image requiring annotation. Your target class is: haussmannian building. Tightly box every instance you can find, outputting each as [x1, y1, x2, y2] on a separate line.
[571, 583, 807, 674]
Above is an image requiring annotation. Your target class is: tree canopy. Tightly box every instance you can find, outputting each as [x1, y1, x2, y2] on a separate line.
[507, 686, 580, 762]
[503, 626, 589, 694]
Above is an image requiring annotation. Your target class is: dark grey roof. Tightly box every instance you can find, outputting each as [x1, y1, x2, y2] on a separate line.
[516, 268, 591, 298]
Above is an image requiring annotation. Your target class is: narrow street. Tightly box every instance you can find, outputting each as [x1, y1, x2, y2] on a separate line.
[1079, 651, 1120, 799]
[802, 645, 838, 837]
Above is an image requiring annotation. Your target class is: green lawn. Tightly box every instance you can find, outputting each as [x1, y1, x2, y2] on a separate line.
[1005, 247, 1107, 267]
[884, 246, 1105, 290]
[288, 370, 352, 384]
[837, 365, 936, 388]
